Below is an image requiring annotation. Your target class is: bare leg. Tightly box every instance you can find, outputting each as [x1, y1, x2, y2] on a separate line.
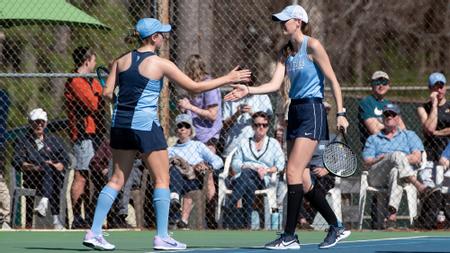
[284, 138, 318, 235]
[181, 197, 193, 223]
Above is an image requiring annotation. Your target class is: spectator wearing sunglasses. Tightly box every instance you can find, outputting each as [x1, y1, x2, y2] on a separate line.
[12, 108, 70, 229]
[363, 103, 430, 229]
[417, 72, 449, 162]
[168, 114, 223, 229]
[358, 71, 405, 144]
[224, 111, 285, 229]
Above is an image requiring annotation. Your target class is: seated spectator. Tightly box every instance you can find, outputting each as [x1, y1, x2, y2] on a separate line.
[226, 111, 285, 229]
[0, 175, 9, 230]
[0, 89, 10, 229]
[358, 71, 405, 144]
[417, 72, 449, 162]
[362, 103, 430, 227]
[168, 114, 223, 228]
[12, 108, 70, 229]
[222, 80, 273, 157]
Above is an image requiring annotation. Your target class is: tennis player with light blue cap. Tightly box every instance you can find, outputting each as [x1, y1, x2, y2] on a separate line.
[82, 17, 251, 251]
[135, 18, 172, 39]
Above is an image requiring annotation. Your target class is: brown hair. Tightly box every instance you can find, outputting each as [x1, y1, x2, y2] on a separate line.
[252, 111, 271, 123]
[72, 46, 95, 67]
[124, 29, 158, 46]
[282, 20, 312, 58]
[185, 54, 209, 82]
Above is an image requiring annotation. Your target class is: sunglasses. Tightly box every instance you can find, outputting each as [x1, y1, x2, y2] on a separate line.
[253, 123, 269, 128]
[371, 78, 389, 86]
[31, 120, 46, 126]
[383, 111, 398, 118]
[177, 122, 191, 129]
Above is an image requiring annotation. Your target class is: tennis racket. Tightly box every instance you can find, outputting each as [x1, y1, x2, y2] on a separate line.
[95, 66, 109, 87]
[322, 128, 357, 177]
[95, 65, 115, 116]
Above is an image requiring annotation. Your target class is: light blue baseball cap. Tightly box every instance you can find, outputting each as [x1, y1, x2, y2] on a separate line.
[135, 18, 172, 40]
[428, 72, 447, 88]
[272, 5, 308, 23]
[383, 103, 401, 115]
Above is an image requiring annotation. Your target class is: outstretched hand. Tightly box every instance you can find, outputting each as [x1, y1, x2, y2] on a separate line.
[224, 84, 249, 101]
[227, 66, 252, 84]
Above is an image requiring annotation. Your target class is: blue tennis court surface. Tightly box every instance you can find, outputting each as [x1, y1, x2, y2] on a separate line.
[145, 236, 450, 253]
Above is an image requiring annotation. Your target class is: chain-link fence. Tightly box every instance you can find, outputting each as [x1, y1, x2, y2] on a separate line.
[0, 0, 449, 231]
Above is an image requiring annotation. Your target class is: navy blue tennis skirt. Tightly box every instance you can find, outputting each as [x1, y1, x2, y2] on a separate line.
[286, 98, 329, 141]
[110, 123, 168, 153]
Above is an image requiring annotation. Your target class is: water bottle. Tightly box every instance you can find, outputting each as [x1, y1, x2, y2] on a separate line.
[436, 211, 446, 229]
[271, 208, 280, 230]
[251, 210, 260, 230]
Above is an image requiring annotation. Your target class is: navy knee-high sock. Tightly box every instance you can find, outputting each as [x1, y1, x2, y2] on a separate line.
[304, 186, 339, 227]
[284, 184, 303, 235]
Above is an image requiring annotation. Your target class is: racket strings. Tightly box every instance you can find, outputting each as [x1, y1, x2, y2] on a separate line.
[323, 143, 357, 177]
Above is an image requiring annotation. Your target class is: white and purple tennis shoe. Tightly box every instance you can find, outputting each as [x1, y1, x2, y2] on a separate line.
[153, 235, 187, 250]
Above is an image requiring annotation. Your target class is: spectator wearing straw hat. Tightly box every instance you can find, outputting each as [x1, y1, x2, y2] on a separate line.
[12, 108, 70, 229]
[358, 71, 405, 144]
[417, 72, 449, 163]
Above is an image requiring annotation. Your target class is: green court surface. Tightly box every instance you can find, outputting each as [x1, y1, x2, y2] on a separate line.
[0, 230, 449, 252]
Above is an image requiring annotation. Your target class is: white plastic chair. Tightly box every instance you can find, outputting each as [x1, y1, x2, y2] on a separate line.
[216, 147, 278, 229]
[311, 177, 343, 230]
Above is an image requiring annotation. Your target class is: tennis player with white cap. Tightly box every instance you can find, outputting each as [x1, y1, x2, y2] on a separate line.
[225, 4, 350, 249]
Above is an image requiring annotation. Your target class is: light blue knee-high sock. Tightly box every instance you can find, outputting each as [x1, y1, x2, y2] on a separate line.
[91, 185, 119, 236]
[153, 188, 170, 238]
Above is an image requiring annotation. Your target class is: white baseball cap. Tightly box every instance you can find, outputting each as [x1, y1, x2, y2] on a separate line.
[371, 71, 389, 80]
[272, 5, 308, 23]
[29, 108, 48, 122]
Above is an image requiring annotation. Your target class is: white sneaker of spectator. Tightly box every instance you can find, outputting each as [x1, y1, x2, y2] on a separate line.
[34, 197, 48, 217]
[53, 215, 65, 230]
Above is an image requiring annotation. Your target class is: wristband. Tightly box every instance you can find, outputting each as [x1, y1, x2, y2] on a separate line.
[336, 111, 347, 117]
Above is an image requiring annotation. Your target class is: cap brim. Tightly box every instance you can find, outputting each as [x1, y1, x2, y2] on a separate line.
[272, 13, 290, 22]
[159, 24, 172, 33]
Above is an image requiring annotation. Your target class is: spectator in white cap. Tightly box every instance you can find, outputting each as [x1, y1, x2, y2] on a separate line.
[417, 72, 449, 162]
[12, 108, 70, 229]
[359, 71, 406, 144]
[83, 16, 251, 250]
[224, 3, 350, 250]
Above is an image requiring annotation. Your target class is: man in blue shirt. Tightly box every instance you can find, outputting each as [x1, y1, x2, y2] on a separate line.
[363, 103, 428, 226]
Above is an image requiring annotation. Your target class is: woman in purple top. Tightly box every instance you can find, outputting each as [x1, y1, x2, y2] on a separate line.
[178, 54, 222, 145]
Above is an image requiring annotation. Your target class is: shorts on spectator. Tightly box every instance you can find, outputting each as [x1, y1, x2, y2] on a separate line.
[73, 139, 95, 170]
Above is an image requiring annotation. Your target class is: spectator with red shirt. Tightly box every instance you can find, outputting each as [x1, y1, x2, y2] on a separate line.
[65, 46, 103, 228]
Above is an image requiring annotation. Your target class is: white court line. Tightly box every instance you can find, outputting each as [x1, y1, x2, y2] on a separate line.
[145, 236, 450, 253]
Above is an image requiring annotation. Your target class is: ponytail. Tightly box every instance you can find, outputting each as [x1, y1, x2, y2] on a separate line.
[124, 30, 140, 45]
[301, 22, 311, 36]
